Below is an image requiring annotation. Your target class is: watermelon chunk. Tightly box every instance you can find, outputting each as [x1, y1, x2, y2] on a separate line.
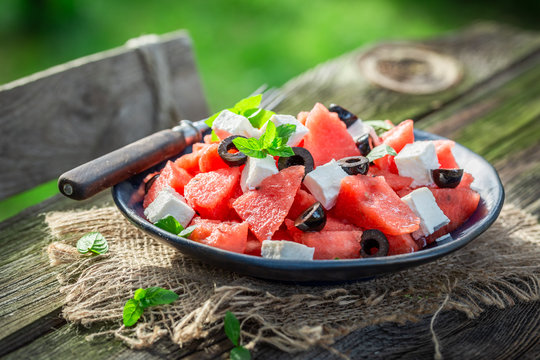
[426, 188, 480, 242]
[433, 140, 459, 169]
[302, 103, 360, 166]
[387, 233, 419, 255]
[323, 217, 360, 231]
[233, 166, 304, 241]
[143, 161, 192, 208]
[184, 167, 241, 220]
[199, 143, 229, 172]
[189, 217, 248, 254]
[297, 111, 309, 125]
[333, 175, 420, 235]
[367, 167, 413, 192]
[374, 119, 414, 173]
[286, 189, 317, 220]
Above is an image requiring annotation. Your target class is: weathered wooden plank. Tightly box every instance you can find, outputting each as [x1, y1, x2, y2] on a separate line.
[0, 30, 209, 200]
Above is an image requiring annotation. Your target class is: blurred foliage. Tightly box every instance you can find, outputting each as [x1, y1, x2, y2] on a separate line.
[0, 0, 538, 220]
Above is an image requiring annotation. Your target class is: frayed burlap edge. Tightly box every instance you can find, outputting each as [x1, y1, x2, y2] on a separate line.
[44, 204, 539, 354]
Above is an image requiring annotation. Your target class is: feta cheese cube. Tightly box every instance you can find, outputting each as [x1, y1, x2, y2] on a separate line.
[144, 187, 195, 227]
[394, 141, 439, 187]
[212, 109, 261, 139]
[259, 114, 309, 146]
[401, 187, 449, 238]
[261, 240, 315, 260]
[240, 155, 279, 192]
[303, 159, 348, 210]
[435, 234, 453, 243]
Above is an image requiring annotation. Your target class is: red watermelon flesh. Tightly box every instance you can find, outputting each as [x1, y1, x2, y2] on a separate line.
[296, 230, 362, 260]
[387, 233, 419, 255]
[286, 189, 317, 220]
[175, 152, 201, 176]
[143, 161, 192, 208]
[302, 103, 360, 166]
[333, 175, 420, 235]
[233, 166, 304, 241]
[324, 217, 360, 231]
[189, 217, 248, 254]
[297, 111, 309, 125]
[368, 167, 413, 191]
[433, 140, 459, 169]
[458, 172, 474, 188]
[245, 236, 262, 256]
[426, 188, 480, 242]
[199, 143, 229, 172]
[374, 119, 414, 173]
[184, 167, 241, 220]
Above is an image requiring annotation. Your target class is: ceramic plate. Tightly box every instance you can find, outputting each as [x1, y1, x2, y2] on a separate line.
[112, 129, 504, 282]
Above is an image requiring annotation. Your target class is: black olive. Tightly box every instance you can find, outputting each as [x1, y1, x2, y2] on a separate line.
[337, 156, 370, 175]
[360, 230, 389, 257]
[355, 133, 372, 156]
[144, 174, 159, 194]
[295, 202, 326, 232]
[329, 104, 358, 128]
[277, 147, 314, 176]
[431, 169, 464, 188]
[218, 135, 248, 167]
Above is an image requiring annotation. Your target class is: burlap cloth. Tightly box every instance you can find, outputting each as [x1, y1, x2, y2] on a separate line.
[45, 202, 539, 355]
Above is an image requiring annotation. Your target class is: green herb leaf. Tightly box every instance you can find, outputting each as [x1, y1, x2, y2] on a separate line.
[232, 137, 266, 159]
[211, 130, 220, 142]
[266, 146, 295, 157]
[247, 108, 275, 129]
[154, 215, 184, 235]
[179, 225, 197, 238]
[230, 346, 251, 360]
[364, 120, 393, 136]
[204, 111, 222, 128]
[259, 121, 276, 149]
[123, 299, 145, 327]
[366, 144, 397, 162]
[224, 311, 241, 347]
[275, 124, 296, 143]
[140, 287, 179, 307]
[76, 232, 108, 255]
[133, 288, 147, 301]
[233, 94, 262, 112]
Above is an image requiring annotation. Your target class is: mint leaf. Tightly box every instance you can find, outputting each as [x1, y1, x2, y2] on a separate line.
[233, 137, 266, 159]
[224, 311, 240, 346]
[366, 144, 397, 162]
[364, 120, 393, 136]
[233, 94, 261, 112]
[259, 121, 276, 149]
[179, 225, 197, 238]
[154, 215, 184, 235]
[230, 346, 251, 360]
[140, 287, 179, 307]
[123, 299, 144, 327]
[133, 288, 147, 301]
[275, 124, 296, 143]
[211, 130, 220, 142]
[247, 108, 275, 129]
[76, 232, 108, 255]
[266, 146, 295, 157]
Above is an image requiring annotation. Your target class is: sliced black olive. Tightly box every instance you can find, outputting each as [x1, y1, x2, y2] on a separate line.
[277, 147, 314, 176]
[218, 135, 248, 166]
[295, 202, 326, 232]
[355, 133, 372, 156]
[144, 174, 159, 194]
[360, 230, 389, 258]
[337, 156, 370, 175]
[329, 104, 358, 128]
[431, 169, 464, 188]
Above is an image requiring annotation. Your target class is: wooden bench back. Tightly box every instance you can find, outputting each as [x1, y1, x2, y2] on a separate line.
[0, 30, 209, 200]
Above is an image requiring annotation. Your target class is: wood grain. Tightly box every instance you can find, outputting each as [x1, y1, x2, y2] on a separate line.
[0, 30, 209, 200]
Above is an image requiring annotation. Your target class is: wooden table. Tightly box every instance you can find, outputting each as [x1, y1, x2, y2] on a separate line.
[1, 23, 539, 359]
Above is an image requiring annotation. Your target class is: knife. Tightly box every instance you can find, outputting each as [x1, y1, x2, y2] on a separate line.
[58, 120, 209, 200]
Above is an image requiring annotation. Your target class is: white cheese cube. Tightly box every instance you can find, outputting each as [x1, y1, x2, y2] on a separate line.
[240, 155, 279, 192]
[435, 234, 453, 243]
[144, 187, 195, 227]
[401, 187, 449, 239]
[212, 109, 261, 139]
[261, 240, 315, 260]
[303, 159, 348, 210]
[395, 141, 439, 187]
[259, 114, 309, 146]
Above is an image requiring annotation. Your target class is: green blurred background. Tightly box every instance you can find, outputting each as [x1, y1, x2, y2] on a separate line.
[1, 0, 538, 220]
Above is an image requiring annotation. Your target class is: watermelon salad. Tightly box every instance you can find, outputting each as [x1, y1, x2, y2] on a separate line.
[141, 96, 480, 261]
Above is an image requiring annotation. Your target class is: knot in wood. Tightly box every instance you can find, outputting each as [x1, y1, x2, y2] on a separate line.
[358, 44, 462, 94]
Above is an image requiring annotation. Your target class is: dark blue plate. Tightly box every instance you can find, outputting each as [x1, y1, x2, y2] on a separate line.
[112, 129, 504, 282]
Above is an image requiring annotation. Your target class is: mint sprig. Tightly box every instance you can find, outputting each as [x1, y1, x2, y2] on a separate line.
[232, 122, 296, 159]
[364, 120, 393, 136]
[224, 311, 251, 360]
[205, 94, 275, 131]
[154, 215, 196, 238]
[123, 287, 179, 327]
[76, 232, 108, 255]
[366, 144, 397, 162]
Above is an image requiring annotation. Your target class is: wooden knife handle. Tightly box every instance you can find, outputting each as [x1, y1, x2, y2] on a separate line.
[58, 129, 187, 200]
